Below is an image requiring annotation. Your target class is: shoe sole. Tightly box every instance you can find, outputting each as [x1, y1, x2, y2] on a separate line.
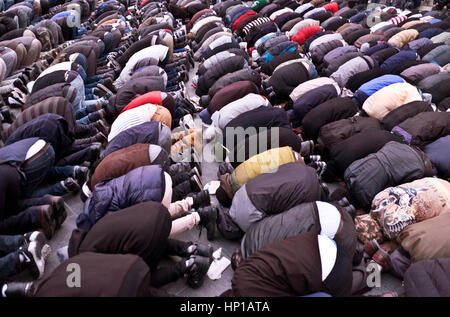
[40, 206, 56, 240]
[28, 241, 45, 279]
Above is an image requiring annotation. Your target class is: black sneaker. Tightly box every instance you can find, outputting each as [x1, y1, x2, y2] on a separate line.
[62, 177, 81, 193]
[182, 243, 213, 260]
[191, 190, 210, 209]
[19, 241, 46, 279]
[73, 166, 89, 186]
[2, 282, 35, 297]
[186, 255, 211, 289]
[197, 206, 218, 241]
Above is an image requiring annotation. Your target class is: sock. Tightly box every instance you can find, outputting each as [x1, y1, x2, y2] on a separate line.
[187, 245, 196, 254]
[2, 284, 7, 297]
[185, 258, 195, 268]
[19, 254, 25, 263]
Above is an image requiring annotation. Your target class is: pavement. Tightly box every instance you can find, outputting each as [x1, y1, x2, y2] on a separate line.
[34, 57, 403, 297]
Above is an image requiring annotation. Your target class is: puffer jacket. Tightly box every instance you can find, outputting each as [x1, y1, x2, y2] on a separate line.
[302, 97, 358, 141]
[329, 129, 404, 176]
[400, 63, 441, 85]
[77, 165, 165, 231]
[291, 84, 340, 125]
[196, 55, 247, 95]
[353, 75, 405, 107]
[362, 82, 422, 121]
[207, 80, 259, 115]
[323, 51, 363, 77]
[209, 93, 270, 131]
[331, 55, 376, 87]
[289, 77, 340, 102]
[344, 141, 429, 210]
[393, 111, 450, 149]
[208, 68, 261, 99]
[288, 18, 319, 38]
[101, 121, 171, 159]
[291, 25, 322, 46]
[318, 117, 382, 151]
[229, 162, 322, 231]
[404, 258, 450, 297]
[424, 135, 450, 179]
[268, 60, 309, 99]
[380, 50, 418, 73]
[310, 39, 344, 64]
[388, 29, 419, 48]
[381, 101, 433, 132]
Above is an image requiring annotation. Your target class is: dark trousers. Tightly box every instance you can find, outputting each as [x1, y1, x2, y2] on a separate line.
[0, 206, 41, 236]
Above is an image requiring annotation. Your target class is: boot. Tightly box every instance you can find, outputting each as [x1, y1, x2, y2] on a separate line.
[191, 190, 210, 209]
[197, 206, 218, 241]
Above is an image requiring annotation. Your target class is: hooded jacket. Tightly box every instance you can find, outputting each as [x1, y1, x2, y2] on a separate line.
[77, 165, 165, 231]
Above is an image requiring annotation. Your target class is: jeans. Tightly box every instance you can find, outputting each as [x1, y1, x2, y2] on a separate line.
[22, 145, 75, 198]
[75, 103, 102, 119]
[0, 235, 24, 280]
[76, 110, 102, 125]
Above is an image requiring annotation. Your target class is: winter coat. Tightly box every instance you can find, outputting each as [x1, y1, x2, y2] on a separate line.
[331, 55, 377, 87]
[268, 60, 310, 99]
[381, 101, 433, 132]
[424, 135, 450, 179]
[288, 18, 320, 38]
[101, 121, 171, 159]
[229, 162, 321, 231]
[380, 50, 418, 73]
[106, 76, 166, 121]
[196, 55, 247, 95]
[398, 213, 450, 263]
[404, 258, 450, 297]
[292, 84, 340, 125]
[207, 81, 259, 115]
[77, 165, 165, 231]
[289, 77, 340, 102]
[400, 63, 441, 85]
[388, 29, 419, 48]
[323, 51, 363, 77]
[208, 69, 261, 99]
[209, 93, 270, 131]
[3, 97, 75, 141]
[302, 97, 358, 141]
[5, 114, 74, 162]
[310, 40, 344, 64]
[393, 111, 450, 149]
[231, 127, 302, 169]
[241, 201, 356, 261]
[291, 25, 322, 46]
[362, 82, 422, 121]
[329, 129, 404, 176]
[121, 91, 175, 116]
[344, 141, 429, 210]
[353, 75, 405, 107]
[91, 144, 170, 189]
[317, 116, 382, 151]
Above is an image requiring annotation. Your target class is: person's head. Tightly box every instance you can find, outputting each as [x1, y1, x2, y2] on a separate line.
[216, 185, 232, 208]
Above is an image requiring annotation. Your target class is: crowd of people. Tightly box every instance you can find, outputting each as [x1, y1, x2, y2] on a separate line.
[0, 0, 449, 297]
